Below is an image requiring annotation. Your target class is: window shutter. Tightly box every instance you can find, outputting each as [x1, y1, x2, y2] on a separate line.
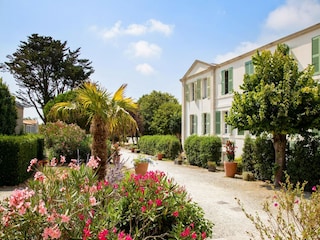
[221, 71, 225, 95]
[215, 111, 221, 134]
[185, 84, 190, 102]
[196, 79, 201, 100]
[238, 129, 244, 135]
[312, 37, 320, 74]
[201, 113, 205, 135]
[207, 77, 210, 99]
[228, 67, 233, 93]
[195, 115, 198, 134]
[206, 113, 210, 134]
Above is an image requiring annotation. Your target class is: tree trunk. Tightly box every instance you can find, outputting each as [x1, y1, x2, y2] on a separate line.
[273, 133, 287, 186]
[91, 116, 108, 180]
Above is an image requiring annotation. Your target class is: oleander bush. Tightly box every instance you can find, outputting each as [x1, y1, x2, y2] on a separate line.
[0, 156, 213, 239]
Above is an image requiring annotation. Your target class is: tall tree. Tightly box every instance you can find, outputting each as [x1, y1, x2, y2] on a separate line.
[0, 78, 17, 135]
[227, 44, 320, 185]
[51, 82, 138, 180]
[1, 34, 94, 123]
[150, 102, 181, 136]
[138, 91, 179, 135]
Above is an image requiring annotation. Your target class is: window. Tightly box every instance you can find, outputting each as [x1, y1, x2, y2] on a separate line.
[312, 36, 320, 75]
[215, 111, 221, 135]
[245, 60, 254, 75]
[202, 113, 210, 135]
[202, 77, 210, 99]
[190, 115, 198, 135]
[223, 111, 230, 134]
[221, 67, 233, 95]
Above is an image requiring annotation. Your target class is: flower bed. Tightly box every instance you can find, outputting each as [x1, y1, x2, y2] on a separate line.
[0, 156, 213, 239]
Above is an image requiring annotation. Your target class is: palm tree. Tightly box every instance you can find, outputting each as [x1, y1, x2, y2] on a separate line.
[50, 82, 138, 179]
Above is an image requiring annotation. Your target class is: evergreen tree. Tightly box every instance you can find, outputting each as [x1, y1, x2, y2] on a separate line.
[0, 78, 17, 135]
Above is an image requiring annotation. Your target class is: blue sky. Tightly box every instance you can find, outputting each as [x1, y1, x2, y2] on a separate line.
[1, 0, 320, 121]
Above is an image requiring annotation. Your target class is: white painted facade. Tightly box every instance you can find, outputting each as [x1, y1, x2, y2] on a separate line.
[180, 23, 320, 160]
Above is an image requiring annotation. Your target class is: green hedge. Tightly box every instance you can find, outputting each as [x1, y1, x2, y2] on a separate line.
[184, 135, 221, 168]
[138, 135, 181, 159]
[0, 135, 44, 186]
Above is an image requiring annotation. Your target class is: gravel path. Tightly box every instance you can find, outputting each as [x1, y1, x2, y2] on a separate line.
[0, 150, 274, 239]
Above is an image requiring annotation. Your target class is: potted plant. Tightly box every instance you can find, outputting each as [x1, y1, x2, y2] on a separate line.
[157, 152, 164, 160]
[133, 155, 153, 175]
[224, 140, 238, 177]
[207, 161, 217, 172]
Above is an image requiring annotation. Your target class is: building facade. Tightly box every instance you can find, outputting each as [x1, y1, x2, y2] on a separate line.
[180, 23, 320, 160]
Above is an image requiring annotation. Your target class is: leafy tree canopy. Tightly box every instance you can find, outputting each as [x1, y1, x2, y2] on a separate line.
[1, 34, 94, 123]
[227, 43, 320, 185]
[0, 78, 17, 135]
[150, 102, 181, 135]
[137, 90, 179, 135]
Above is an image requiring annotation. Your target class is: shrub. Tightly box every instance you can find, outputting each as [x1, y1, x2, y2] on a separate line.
[139, 135, 181, 159]
[199, 136, 222, 167]
[0, 135, 43, 186]
[237, 174, 320, 239]
[241, 135, 255, 172]
[287, 133, 320, 191]
[40, 121, 90, 162]
[184, 135, 201, 166]
[0, 157, 213, 239]
[185, 135, 221, 167]
[253, 133, 275, 181]
[116, 171, 213, 239]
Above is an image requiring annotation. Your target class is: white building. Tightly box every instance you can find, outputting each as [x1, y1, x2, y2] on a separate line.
[180, 23, 320, 160]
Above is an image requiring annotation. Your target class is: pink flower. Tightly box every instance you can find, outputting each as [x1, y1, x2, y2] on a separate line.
[27, 158, 38, 172]
[173, 211, 179, 217]
[60, 214, 70, 223]
[86, 156, 100, 169]
[180, 227, 191, 237]
[148, 199, 153, 206]
[118, 231, 126, 239]
[42, 225, 61, 239]
[312, 186, 317, 191]
[50, 158, 57, 167]
[34, 171, 46, 182]
[141, 205, 147, 212]
[98, 229, 109, 240]
[274, 202, 278, 207]
[83, 227, 91, 239]
[155, 199, 162, 206]
[201, 232, 207, 239]
[89, 196, 97, 206]
[191, 232, 197, 239]
[60, 155, 66, 164]
[38, 200, 47, 215]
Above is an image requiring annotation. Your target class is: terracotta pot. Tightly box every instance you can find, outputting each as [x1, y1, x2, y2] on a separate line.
[224, 162, 238, 178]
[135, 163, 149, 175]
[157, 153, 163, 160]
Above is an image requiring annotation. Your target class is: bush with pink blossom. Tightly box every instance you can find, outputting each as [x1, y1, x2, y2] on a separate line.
[0, 156, 213, 239]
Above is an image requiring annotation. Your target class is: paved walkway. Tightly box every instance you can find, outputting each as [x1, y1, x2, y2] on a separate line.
[0, 149, 274, 240]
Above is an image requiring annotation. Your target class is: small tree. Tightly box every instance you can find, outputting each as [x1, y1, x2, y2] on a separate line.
[227, 44, 320, 185]
[0, 78, 17, 135]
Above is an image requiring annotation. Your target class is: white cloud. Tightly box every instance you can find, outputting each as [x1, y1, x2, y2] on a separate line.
[214, 0, 320, 63]
[128, 41, 162, 58]
[264, 0, 320, 33]
[92, 19, 174, 40]
[147, 19, 174, 36]
[135, 63, 155, 75]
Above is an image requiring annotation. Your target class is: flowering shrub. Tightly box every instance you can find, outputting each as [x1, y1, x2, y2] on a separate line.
[0, 157, 213, 239]
[237, 174, 320, 239]
[40, 120, 90, 161]
[116, 171, 213, 239]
